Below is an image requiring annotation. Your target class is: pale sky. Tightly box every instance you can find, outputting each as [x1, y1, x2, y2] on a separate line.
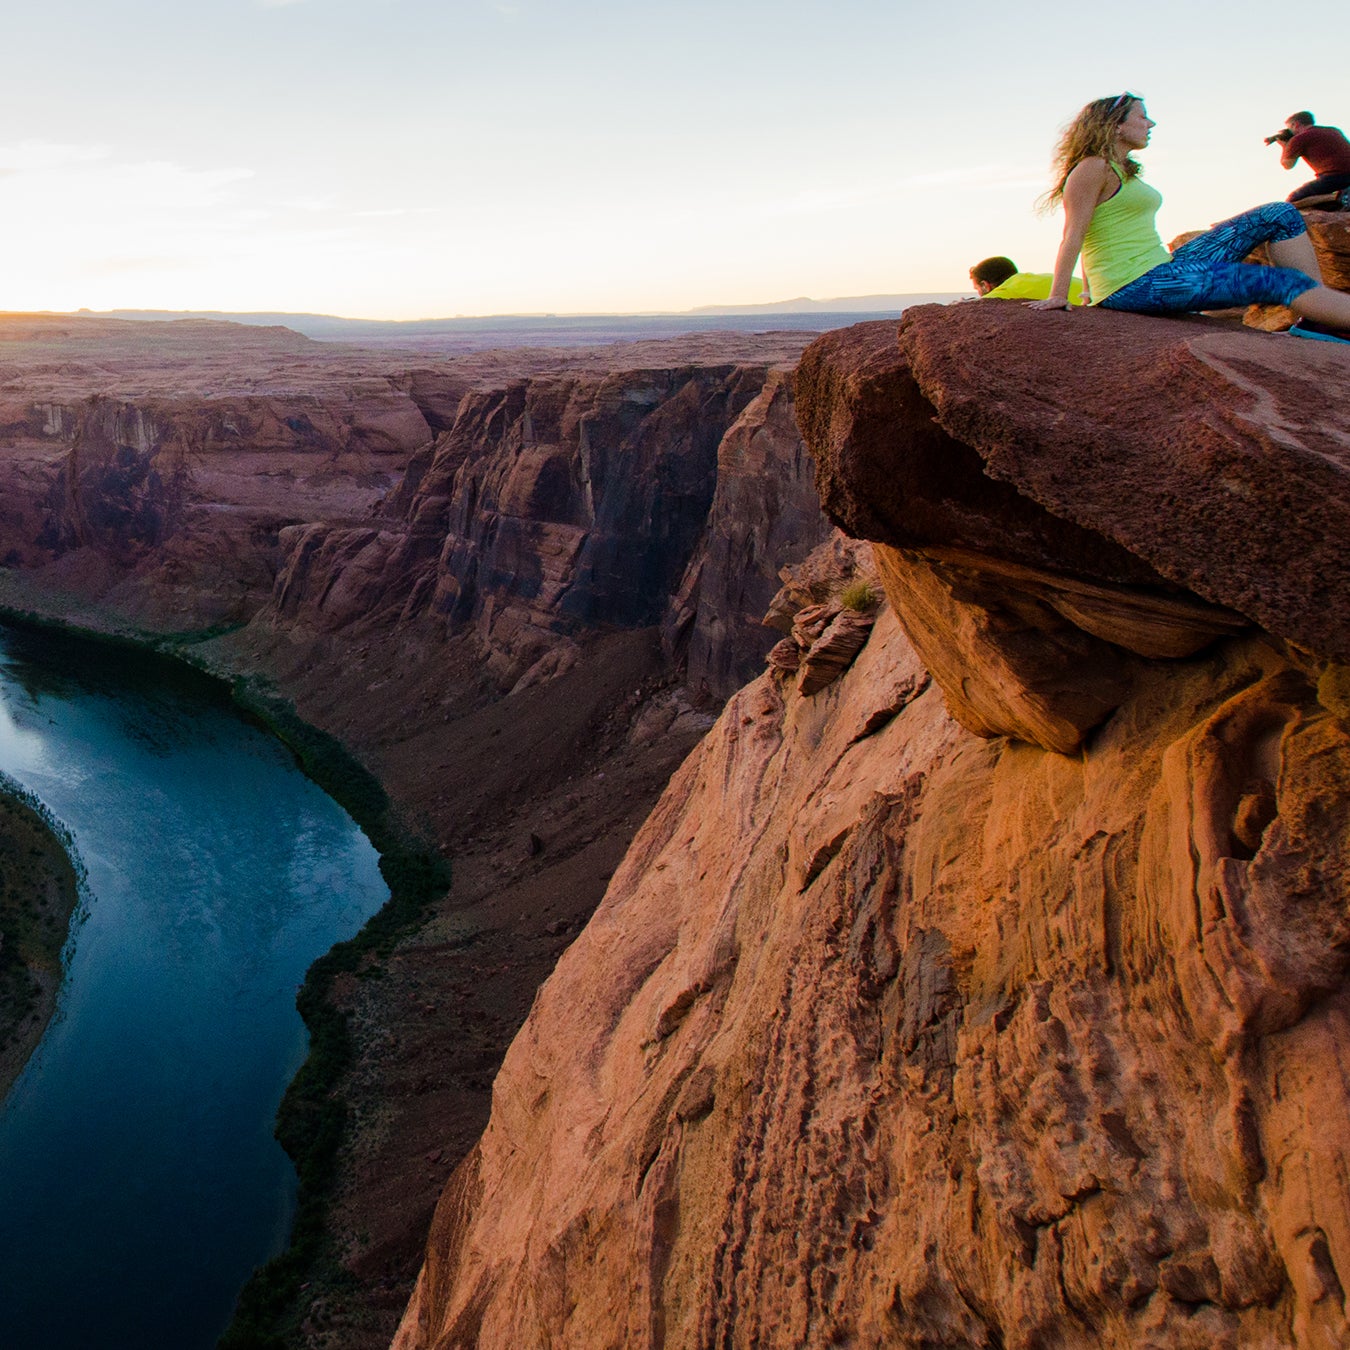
[3, 0, 1347, 319]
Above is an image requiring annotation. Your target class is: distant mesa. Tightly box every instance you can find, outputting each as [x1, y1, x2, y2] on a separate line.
[58, 295, 961, 349]
[686, 293, 960, 315]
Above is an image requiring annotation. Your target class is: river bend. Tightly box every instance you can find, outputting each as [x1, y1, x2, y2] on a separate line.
[0, 624, 388, 1349]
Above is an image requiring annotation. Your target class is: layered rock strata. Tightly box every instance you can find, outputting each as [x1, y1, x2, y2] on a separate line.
[394, 304, 1350, 1348]
[0, 315, 815, 637]
[266, 359, 818, 694]
[0, 314, 830, 1348]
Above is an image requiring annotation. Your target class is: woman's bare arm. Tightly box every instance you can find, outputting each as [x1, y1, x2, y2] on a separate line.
[1029, 157, 1111, 311]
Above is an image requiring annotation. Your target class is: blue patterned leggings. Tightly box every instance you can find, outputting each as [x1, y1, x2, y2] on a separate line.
[1101, 202, 1319, 312]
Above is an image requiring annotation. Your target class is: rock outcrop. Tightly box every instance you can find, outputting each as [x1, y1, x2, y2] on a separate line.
[394, 304, 1350, 1349]
[799, 307, 1348, 747]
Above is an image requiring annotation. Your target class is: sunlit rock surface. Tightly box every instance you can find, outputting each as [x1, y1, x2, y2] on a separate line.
[394, 305, 1350, 1349]
[799, 307, 1350, 746]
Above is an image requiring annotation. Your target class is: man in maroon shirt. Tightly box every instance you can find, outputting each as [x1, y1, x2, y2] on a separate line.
[1274, 111, 1350, 204]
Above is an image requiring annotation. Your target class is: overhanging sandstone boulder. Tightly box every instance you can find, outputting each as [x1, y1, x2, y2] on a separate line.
[796, 306, 1350, 750]
[895, 302, 1350, 659]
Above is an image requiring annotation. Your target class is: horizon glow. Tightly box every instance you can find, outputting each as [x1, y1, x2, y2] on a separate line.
[2, 0, 1345, 320]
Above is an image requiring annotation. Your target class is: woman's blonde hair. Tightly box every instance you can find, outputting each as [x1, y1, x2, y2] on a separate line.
[1040, 94, 1144, 210]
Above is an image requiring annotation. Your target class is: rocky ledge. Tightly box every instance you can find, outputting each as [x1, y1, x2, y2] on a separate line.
[394, 304, 1350, 1349]
[800, 303, 1349, 749]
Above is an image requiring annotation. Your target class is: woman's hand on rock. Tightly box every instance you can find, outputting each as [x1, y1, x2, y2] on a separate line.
[1027, 297, 1074, 311]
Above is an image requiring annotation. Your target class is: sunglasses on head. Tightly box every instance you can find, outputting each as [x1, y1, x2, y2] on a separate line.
[1110, 92, 1138, 114]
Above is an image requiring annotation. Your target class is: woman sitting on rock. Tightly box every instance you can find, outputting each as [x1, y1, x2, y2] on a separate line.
[1030, 93, 1350, 343]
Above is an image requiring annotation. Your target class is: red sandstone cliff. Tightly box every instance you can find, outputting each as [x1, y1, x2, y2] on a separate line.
[266, 357, 823, 706]
[393, 305, 1350, 1349]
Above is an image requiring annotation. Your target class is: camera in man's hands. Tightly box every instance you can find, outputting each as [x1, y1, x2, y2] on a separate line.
[1264, 129, 1294, 145]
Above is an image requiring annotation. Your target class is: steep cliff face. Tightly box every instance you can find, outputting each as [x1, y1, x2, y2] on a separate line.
[2, 317, 813, 645]
[0, 315, 824, 722]
[264, 360, 819, 693]
[220, 349, 832, 1348]
[395, 306, 1350, 1349]
[661, 367, 834, 702]
[0, 319, 444, 627]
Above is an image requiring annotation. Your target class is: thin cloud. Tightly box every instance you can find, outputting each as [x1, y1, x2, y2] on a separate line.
[284, 194, 340, 213]
[0, 149, 260, 292]
[0, 141, 253, 205]
[894, 164, 1048, 192]
[80, 255, 200, 277]
[664, 163, 1050, 232]
[353, 205, 449, 218]
[0, 141, 110, 174]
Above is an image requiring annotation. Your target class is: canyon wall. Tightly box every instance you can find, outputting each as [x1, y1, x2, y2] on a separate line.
[261, 358, 800, 696]
[0, 318, 825, 697]
[0, 319, 460, 628]
[393, 303, 1350, 1349]
[0, 315, 833, 1347]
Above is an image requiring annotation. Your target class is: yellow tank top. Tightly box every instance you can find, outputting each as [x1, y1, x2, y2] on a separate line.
[1081, 166, 1172, 303]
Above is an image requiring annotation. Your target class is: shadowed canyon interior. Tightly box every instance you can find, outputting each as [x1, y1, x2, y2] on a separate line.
[1, 212, 1348, 1348]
